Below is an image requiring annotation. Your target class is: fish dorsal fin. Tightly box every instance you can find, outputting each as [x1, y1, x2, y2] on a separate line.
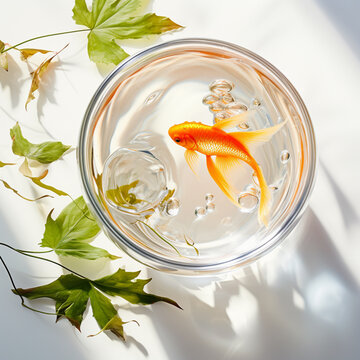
[184, 149, 200, 176]
[213, 110, 254, 130]
[229, 121, 287, 149]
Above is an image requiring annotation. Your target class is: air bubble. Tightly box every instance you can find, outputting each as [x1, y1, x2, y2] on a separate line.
[280, 150, 290, 164]
[205, 193, 214, 203]
[195, 206, 206, 217]
[206, 202, 215, 212]
[165, 198, 180, 216]
[244, 184, 258, 195]
[252, 98, 261, 107]
[202, 94, 220, 105]
[215, 111, 230, 121]
[209, 101, 225, 112]
[221, 93, 235, 104]
[150, 164, 164, 173]
[145, 90, 162, 105]
[237, 192, 259, 213]
[237, 122, 250, 130]
[225, 102, 248, 113]
[210, 79, 234, 95]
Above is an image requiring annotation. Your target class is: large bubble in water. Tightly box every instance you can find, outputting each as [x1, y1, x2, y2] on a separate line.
[102, 148, 167, 214]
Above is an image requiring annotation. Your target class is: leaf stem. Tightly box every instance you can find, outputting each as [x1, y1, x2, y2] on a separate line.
[0, 255, 58, 316]
[1, 29, 90, 54]
[136, 220, 182, 257]
[18, 249, 54, 254]
[0, 242, 87, 279]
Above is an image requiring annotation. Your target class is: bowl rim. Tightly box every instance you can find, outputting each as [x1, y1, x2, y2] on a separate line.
[78, 37, 317, 275]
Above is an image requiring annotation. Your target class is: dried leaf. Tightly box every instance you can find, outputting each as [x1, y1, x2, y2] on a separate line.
[0, 178, 53, 202]
[25, 44, 68, 109]
[10, 123, 70, 164]
[72, 0, 183, 65]
[0, 161, 15, 168]
[41, 196, 119, 260]
[17, 48, 52, 61]
[0, 40, 8, 71]
[26, 169, 68, 196]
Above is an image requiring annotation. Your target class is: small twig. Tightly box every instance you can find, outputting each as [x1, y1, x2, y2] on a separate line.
[0, 242, 87, 279]
[0, 255, 58, 315]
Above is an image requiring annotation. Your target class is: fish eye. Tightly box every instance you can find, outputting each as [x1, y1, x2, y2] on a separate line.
[174, 137, 181, 143]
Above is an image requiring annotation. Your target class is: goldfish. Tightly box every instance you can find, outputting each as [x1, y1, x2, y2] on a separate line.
[168, 111, 286, 225]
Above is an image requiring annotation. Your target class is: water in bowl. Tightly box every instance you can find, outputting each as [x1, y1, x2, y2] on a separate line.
[91, 50, 298, 263]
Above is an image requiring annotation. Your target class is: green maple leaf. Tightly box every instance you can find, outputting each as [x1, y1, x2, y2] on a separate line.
[72, 0, 183, 65]
[88, 285, 127, 339]
[41, 196, 119, 260]
[14, 274, 91, 330]
[93, 268, 181, 307]
[10, 123, 70, 164]
[13, 269, 181, 339]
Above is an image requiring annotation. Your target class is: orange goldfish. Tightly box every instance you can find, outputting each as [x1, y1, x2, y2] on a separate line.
[168, 112, 286, 225]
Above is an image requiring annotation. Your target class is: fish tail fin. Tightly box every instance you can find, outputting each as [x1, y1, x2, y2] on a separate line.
[254, 165, 271, 226]
[206, 156, 239, 207]
[229, 121, 287, 150]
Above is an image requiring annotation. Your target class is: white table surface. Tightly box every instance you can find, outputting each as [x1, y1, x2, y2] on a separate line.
[1, 1, 360, 359]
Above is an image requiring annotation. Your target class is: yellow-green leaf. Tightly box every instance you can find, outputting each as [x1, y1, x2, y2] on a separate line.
[41, 196, 119, 260]
[10, 123, 70, 164]
[72, 0, 183, 65]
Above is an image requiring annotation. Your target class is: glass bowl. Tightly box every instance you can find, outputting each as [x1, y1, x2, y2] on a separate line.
[78, 38, 316, 275]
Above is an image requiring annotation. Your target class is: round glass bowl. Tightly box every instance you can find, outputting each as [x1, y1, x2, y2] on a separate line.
[78, 38, 316, 275]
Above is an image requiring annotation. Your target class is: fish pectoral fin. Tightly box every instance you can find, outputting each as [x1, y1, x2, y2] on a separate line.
[229, 121, 287, 150]
[206, 156, 239, 207]
[213, 110, 254, 130]
[184, 149, 200, 176]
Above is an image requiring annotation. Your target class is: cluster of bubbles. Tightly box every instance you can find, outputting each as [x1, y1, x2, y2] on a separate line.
[202, 79, 249, 127]
[195, 193, 216, 217]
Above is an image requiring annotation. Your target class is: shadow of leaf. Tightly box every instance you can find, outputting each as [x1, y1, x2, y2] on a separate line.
[0, 54, 26, 107]
[139, 209, 360, 360]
